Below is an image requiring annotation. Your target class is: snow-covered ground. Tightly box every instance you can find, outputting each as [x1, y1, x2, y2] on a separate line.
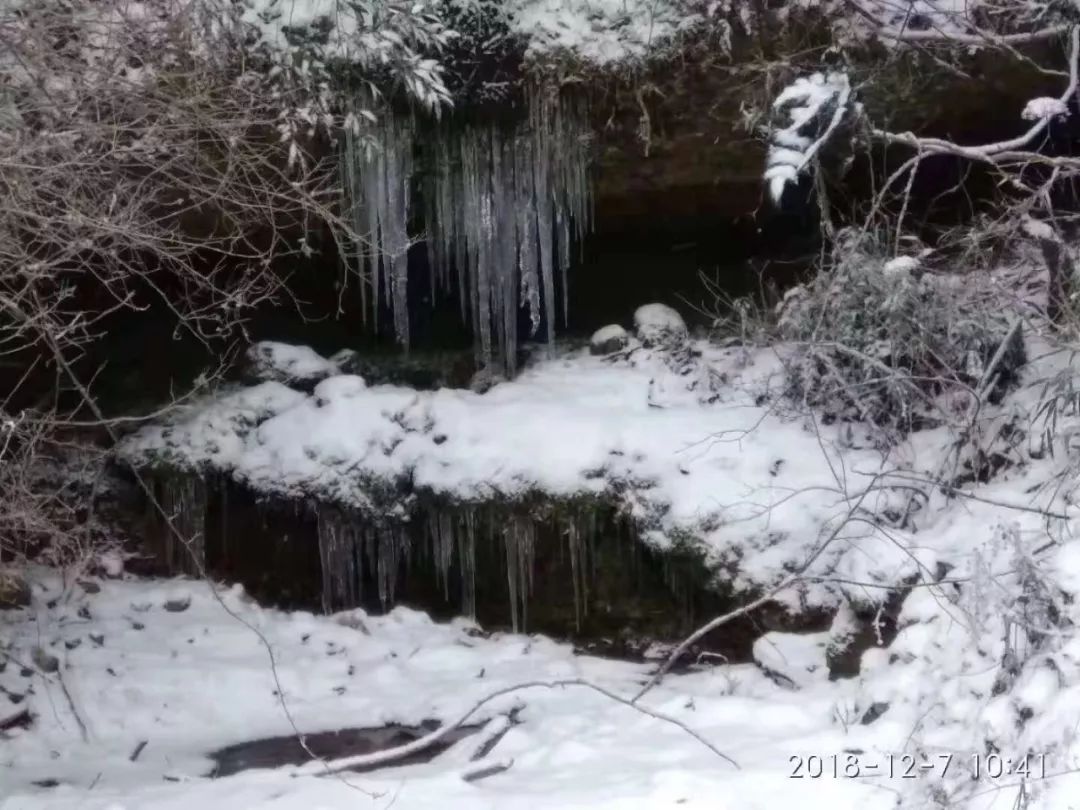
[5, 542, 1080, 810]
[16, 314, 1080, 809]
[0, 571, 879, 809]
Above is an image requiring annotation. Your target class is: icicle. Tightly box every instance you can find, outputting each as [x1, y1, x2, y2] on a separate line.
[317, 506, 361, 613]
[515, 135, 541, 337]
[504, 519, 520, 633]
[158, 472, 207, 576]
[427, 509, 455, 601]
[459, 509, 477, 619]
[567, 514, 582, 632]
[341, 85, 591, 376]
[374, 526, 409, 609]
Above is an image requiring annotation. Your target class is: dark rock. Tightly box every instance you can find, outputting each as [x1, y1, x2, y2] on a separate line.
[163, 596, 192, 613]
[78, 580, 101, 595]
[0, 706, 31, 732]
[31, 648, 59, 674]
[0, 572, 31, 610]
[860, 702, 889, 725]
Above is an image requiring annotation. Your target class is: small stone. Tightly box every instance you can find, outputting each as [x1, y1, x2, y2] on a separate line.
[89, 634, 105, 647]
[163, 596, 191, 613]
[589, 324, 630, 356]
[31, 647, 59, 674]
[64, 639, 81, 651]
[78, 580, 101, 595]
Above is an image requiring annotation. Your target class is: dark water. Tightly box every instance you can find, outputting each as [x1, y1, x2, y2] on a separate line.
[208, 720, 480, 777]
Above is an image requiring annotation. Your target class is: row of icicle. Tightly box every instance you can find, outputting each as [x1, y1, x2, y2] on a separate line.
[342, 88, 592, 376]
[316, 503, 597, 633]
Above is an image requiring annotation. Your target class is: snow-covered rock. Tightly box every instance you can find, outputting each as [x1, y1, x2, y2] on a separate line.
[589, 324, 630, 355]
[633, 303, 688, 348]
[244, 341, 341, 387]
[1022, 96, 1069, 122]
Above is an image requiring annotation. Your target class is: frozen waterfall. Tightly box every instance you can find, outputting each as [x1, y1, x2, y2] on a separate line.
[342, 89, 592, 375]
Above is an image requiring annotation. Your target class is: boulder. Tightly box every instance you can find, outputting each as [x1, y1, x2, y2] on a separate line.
[633, 303, 688, 349]
[245, 341, 340, 387]
[589, 324, 630, 355]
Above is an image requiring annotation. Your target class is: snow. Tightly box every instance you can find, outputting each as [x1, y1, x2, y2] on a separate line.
[882, 255, 919, 276]
[121, 340, 911, 600]
[632, 303, 687, 346]
[765, 72, 852, 204]
[588, 324, 630, 355]
[246, 341, 345, 385]
[510, 0, 689, 64]
[0, 569, 894, 810]
[752, 631, 831, 688]
[1022, 97, 1070, 122]
[16, 326, 1080, 809]
[120, 328, 1080, 618]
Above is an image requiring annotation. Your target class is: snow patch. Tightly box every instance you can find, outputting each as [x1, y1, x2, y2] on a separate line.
[1022, 96, 1069, 122]
[246, 342, 343, 386]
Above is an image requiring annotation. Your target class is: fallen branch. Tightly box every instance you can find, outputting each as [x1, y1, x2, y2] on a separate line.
[462, 759, 513, 783]
[469, 709, 519, 761]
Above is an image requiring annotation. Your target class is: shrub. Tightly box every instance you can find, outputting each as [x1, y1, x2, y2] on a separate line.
[777, 230, 1024, 436]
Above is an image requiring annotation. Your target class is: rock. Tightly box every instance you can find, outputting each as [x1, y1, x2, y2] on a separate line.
[0, 571, 31, 610]
[468, 368, 506, 394]
[589, 324, 630, 355]
[633, 303, 688, 349]
[245, 341, 340, 388]
[31, 647, 59, 674]
[163, 595, 192, 613]
[78, 580, 101, 595]
[860, 702, 889, 725]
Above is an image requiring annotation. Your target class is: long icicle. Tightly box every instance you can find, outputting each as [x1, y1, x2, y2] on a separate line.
[343, 86, 591, 376]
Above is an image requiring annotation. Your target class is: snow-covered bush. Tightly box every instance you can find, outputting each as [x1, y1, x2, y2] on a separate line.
[777, 231, 1024, 435]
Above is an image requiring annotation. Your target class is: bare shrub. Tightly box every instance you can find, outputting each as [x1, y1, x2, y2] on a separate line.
[775, 229, 1024, 436]
[0, 0, 451, 571]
